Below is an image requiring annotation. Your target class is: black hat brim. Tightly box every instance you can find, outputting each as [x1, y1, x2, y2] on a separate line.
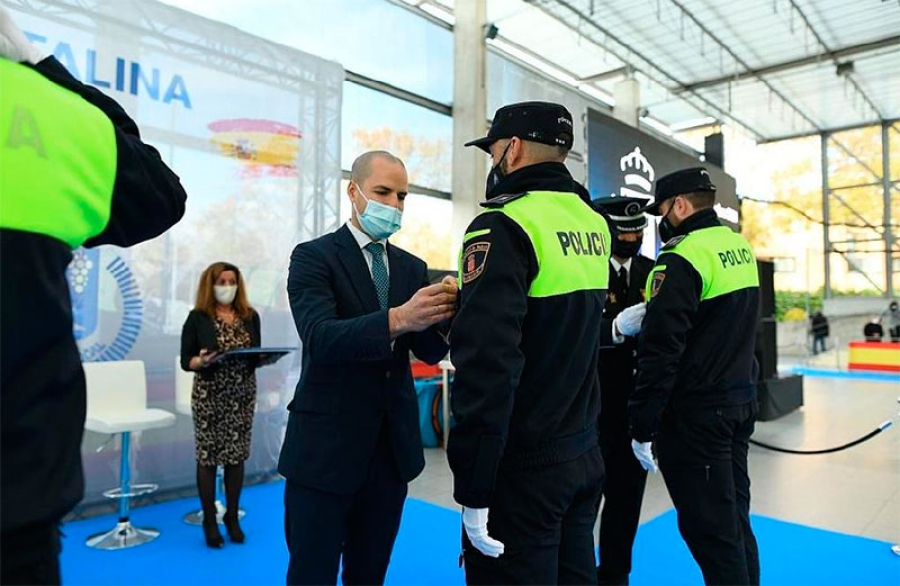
[641, 199, 666, 216]
[464, 136, 497, 152]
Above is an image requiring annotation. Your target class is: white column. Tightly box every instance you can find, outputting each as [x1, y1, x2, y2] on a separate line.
[612, 78, 640, 127]
[450, 0, 487, 269]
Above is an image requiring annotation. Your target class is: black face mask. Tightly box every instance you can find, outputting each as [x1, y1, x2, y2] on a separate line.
[658, 199, 677, 243]
[485, 142, 512, 197]
[613, 237, 642, 258]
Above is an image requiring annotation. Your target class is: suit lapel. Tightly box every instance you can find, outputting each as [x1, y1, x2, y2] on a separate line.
[335, 225, 380, 314]
[628, 258, 647, 304]
[387, 242, 408, 309]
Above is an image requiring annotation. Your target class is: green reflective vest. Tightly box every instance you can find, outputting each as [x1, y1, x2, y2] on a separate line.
[462, 191, 611, 297]
[0, 58, 117, 247]
[646, 225, 759, 302]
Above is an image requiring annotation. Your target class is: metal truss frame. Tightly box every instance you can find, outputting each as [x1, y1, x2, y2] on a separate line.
[10, 0, 344, 242]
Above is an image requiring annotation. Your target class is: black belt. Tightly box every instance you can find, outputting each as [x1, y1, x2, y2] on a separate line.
[504, 425, 598, 470]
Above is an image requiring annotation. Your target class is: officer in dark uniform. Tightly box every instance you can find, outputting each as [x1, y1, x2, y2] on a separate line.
[629, 168, 761, 586]
[591, 197, 654, 586]
[1, 7, 187, 584]
[448, 101, 611, 585]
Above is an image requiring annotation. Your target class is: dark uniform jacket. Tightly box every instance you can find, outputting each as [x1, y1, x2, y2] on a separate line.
[448, 162, 610, 508]
[1, 57, 187, 536]
[278, 226, 449, 494]
[598, 255, 654, 442]
[629, 209, 760, 442]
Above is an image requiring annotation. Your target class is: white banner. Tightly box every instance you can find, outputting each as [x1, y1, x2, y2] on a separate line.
[8, 0, 343, 507]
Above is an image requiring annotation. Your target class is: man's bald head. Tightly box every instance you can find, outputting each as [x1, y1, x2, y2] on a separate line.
[350, 151, 406, 185]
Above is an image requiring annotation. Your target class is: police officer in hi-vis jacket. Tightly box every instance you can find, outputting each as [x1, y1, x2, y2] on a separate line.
[629, 167, 761, 586]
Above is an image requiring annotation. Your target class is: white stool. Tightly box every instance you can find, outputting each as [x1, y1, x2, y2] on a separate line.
[174, 357, 245, 525]
[83, 360, 176, 549]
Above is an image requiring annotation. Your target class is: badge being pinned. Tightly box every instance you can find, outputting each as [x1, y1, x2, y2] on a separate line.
[462, 241, 491, 284]
[650, 272, 665, 298]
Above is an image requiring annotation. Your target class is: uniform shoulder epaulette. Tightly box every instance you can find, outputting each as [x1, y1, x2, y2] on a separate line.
[481, 192, 528, 208]
[661, 234, 687, 250]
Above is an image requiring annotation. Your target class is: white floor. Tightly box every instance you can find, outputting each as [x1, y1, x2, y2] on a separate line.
[409, 375, 900, 543]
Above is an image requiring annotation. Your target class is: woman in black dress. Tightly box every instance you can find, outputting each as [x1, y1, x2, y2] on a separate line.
[180, 262, 260, 548]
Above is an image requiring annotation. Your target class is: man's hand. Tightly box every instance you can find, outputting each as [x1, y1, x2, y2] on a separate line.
[462, 507, 504, 558]
[631, 439, 659, 473]
[614, 302, 647, 338]
[0, 3, 46, 64]
[389, 281, 457, 338]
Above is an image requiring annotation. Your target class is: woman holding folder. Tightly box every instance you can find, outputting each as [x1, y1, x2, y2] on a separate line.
[180, 261, 261, 549]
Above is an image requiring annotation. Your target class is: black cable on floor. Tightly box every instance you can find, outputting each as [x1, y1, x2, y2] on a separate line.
[749, 420, 893, 454]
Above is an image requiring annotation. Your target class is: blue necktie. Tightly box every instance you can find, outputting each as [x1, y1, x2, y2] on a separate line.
[365, 242, 389, 310]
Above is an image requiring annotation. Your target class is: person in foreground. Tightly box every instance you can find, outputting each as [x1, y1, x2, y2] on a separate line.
[629, 167, 761, 586]
[448, 101, 613, 585]
[0, 5, 187, 583]
[278, 151, 455, 585]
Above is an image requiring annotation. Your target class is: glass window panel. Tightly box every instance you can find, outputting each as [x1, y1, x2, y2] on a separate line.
[160, 0, 452, 103]
[343, 83, 452, 193]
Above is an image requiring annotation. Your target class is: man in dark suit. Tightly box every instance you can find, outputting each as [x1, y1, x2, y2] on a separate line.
[591, 197, 654, 586]
[279, 151, 456, 585]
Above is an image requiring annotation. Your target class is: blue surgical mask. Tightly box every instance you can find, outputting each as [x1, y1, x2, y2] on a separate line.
[353, 183, 402, 240]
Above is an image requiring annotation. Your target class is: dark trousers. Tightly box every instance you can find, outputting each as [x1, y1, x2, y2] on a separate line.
[283, 423, 407, 586]
[657, 401, 760, 586]
[596, 432, 647, 585]
[0, 522, 62, 585]
[462, 446, 604, 585]
[812, 335, 826, 354]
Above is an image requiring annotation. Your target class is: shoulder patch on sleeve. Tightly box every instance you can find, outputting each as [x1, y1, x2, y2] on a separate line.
[650, 271, 666, 298]
[462, 241, 491, 284]
[480, 191, 528, 208]
[661, 235, 687, 250]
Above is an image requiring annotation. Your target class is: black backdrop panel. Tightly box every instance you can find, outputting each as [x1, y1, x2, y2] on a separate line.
[586, 109, 740, 230]
[758, 260, 775, 319]
[755, 318, 778, 381]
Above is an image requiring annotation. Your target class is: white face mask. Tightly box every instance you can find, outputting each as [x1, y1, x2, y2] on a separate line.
[214, 285, 237, 305]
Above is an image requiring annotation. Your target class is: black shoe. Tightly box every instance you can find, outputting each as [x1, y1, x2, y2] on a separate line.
[202, 520, 224, 549]
[223, 514, 245, 544]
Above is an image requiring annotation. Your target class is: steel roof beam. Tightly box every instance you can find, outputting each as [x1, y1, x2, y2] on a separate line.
[665, 0, 822, 132]
[527, 0, 769, 140]
[679, 36, 900, 92]
[784, 0, 881, 119]
[758, 118, 899, 143]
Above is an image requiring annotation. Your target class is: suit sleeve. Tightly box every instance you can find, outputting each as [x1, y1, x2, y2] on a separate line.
[447, 212, 534, 508]
[287, 241, 394, 365]
[409, 261, 450, 365]
[629, 253, 702, 442]
[29, 57, 186, 248]
[598, 316, 617, 348]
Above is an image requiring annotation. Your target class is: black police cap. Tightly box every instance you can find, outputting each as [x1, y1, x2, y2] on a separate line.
[465, 101, 574, 152]
[591, 196, 648, 233]
[643, 167, 717, 215]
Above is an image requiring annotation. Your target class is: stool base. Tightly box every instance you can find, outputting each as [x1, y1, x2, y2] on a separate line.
[86, 521, 159, 550]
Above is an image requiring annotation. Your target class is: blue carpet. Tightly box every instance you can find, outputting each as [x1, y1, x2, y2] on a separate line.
[791, 366, 900, 382]
[61, 480, 898, 585]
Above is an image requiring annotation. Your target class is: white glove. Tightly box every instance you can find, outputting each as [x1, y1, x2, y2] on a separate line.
[462, 507, 504, 558]
[613, 302, 647, 338]
[0, 3, 46, 64]
[631, 439, 659, 473]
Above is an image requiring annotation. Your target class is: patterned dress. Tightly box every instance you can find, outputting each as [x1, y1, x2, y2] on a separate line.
[192, 317, 257, 466]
